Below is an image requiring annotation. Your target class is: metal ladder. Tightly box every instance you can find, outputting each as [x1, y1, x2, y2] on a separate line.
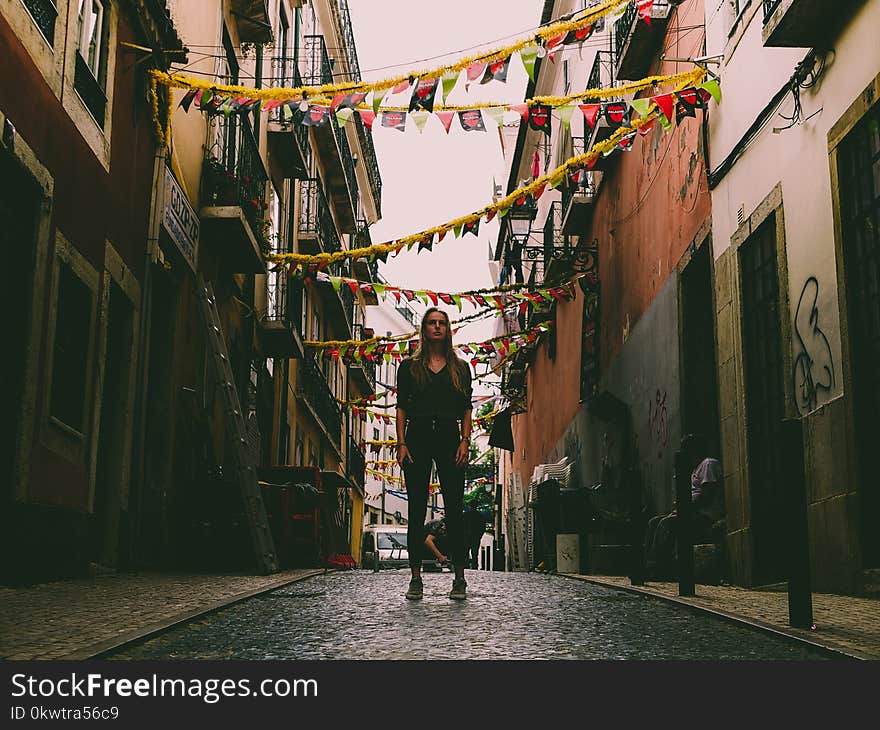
[196, 274, 279, 574]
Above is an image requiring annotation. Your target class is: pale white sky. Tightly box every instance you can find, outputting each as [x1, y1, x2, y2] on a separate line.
[347, 0, 543, 352]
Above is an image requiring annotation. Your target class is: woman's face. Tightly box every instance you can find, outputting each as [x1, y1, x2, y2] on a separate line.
[424, 312, 448, 343]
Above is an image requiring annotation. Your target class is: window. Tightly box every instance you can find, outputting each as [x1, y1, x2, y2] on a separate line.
[76, 0, 105, 78]
[295, 427, 304, 465]
[50, 262, 92, 432]
[22, 0, 58, 46]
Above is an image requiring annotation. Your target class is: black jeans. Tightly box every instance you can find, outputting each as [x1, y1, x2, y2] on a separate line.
[403, 419, 466, 569]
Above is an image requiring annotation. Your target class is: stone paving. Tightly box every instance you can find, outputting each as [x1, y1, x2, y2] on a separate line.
[565, 574, 880, 660]
[108, 570, 830, 660]
[2, 568, 877, 660]
[0, 569, 323, 660]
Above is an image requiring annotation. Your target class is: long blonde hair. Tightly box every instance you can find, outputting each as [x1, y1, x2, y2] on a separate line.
[410, 307, 468, 392]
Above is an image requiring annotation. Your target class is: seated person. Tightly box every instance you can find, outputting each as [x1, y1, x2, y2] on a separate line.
[645, 433, 724, 577]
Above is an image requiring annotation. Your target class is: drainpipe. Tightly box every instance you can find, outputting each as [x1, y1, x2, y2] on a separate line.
[129, 148, 165, 568]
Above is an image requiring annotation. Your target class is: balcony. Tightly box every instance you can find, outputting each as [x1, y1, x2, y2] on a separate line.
[298, 178, 341, 255]
[230, 0, 272, 43]
[584, 52, 619, 169]
[762, 0, 861, 47]
[200, 115, 268, 274]
[347, 435, 366, 489]
[260, 271, 305, 359]
[267, 68, 310, 184]
[347, 323, 376, 394]
[561, 145, 600, 236]
[296, 355, 342, 450]
[542, 201, 576, 284]
[303, 35, 357, 232]
[614, 0, 671, 81]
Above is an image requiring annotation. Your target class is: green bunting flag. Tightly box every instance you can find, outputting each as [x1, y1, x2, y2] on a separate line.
[453, 223, 463, 238]
[331, 277, 343, 293]
[451, 293, 462, 311]
[412, 110, 430, 134]
[630, 98, 651, 119]
[699, 79, 722, 105]
[520, 46, 539, 82]
[483, 106, 505, 129]
[336, 108, 355, 127]
[441, 70, 459, 103]
[558, 104, 576, 132]
[372, 88, 387, 115]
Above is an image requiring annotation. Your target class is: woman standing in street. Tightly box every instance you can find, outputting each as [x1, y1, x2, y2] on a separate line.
[396, 308, 473, 600]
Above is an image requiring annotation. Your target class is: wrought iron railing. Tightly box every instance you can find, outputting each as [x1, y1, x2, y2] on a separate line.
[203, 114, 268, 246]
[337, 0, 362, 81]
[303, 35, 333, 86]
[355, 114, 383, 209]
[561, 149, 596, 220]
[298, 355, 342, 446]
[299, 179, 341, 254]
[614, 0, 639, 62]
[588, 49, 614, 91]
[763, 0, 781, 22]
[23, 0, 57, 45]
[347, 435, 366, 486]
[333, 120, 359, 210]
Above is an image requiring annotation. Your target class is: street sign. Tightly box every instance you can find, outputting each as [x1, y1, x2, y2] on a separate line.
[162, 166, 199, 273]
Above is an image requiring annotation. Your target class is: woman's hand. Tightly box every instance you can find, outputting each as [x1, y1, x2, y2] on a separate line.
[455, 439, 469, 466]
[396, 444, 412, 467]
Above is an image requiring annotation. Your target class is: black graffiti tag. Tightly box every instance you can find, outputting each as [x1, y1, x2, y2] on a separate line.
[793, 276, 835, 415]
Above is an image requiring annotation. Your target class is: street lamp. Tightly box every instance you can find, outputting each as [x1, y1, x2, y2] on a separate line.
[503, 197, 538, 282]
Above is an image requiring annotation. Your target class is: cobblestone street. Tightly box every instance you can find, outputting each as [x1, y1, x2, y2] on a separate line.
[108, 570, 829, 660]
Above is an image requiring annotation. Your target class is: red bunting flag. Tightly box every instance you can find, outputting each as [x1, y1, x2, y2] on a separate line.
[466, 62, 488, 83]
[427, 291, 439, 306]
[652, 93, 675, 123]
[579, 104, 601, 129]
[392, 78, 411, 94]
[509, 104, 530, 123]
[358, 110, 376, 130]
[436, 111, 455, 134]
[485, 209, 496, 223]
[636, 0, 655, 26]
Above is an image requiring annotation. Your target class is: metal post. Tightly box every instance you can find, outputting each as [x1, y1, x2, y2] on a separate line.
[674, 449, 695, 596]
[628, 466, 646, 586]
[781, 418, 813, 628]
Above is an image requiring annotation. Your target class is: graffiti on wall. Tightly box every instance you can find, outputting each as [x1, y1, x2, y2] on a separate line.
[793, 276, 835, 415]
[647, 389, 668, 460]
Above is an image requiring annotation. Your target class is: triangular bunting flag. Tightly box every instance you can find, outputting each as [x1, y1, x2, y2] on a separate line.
[358, 109, 376, 130]
[558, 104, 576, 132]
[484, 106, 505, 128]
[463, 219, 480, 237]
[699, 79, 722, 105]
[509, 103, 530, 123]
[411, 111, 430, 134]
[440, 70, 459, 103]
[579, 103, 601, 129]
[652, 93, 675, 124]
[336, 108, 355, 127]
[372, 88, 387, 114]
[528, 104, 552, 136]
[436, 111, 455, 134]
[520, 46, 539, 82]
[636, 0, 655, 25]
[630, 98, 651, 119]
[465, 61, 488, 83]
[392, 78, 411, 94]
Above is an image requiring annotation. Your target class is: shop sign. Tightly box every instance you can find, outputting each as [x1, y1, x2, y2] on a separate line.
[162, 167, 199, 272]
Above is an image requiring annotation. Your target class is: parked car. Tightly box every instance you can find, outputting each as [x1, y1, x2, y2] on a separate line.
[360, 525, 445, 571]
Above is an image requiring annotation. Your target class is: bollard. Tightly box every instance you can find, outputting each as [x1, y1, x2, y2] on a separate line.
[674, 449, 695, 596]
[628, 467, 646, 586]
[781, 418, 813, 628]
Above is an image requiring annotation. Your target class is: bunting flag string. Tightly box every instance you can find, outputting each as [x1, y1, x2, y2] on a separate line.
[301, 270, 581, 314]
[152, 0, 634, 105]
[366, 468, 494, 494]
[266, 71, 710, 271]
[309, 319, 555, 369]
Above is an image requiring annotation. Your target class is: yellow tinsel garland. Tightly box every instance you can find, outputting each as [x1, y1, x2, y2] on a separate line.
[265, 68, 705, 269]
[151, 0, 630, 102]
